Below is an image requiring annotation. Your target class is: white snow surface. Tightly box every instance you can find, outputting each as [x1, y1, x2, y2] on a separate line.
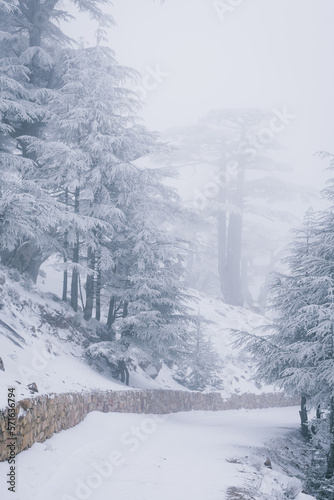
[0, 271, 125, 409]
[187, 290, 274, 396]
[0, 267, 187, 409]
[0, 406, 314, 500]
[0, 267, 274, 408]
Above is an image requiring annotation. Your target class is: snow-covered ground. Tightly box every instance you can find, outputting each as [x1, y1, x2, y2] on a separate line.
[0, 266, 189, 409]
[0, 266, 315, 499]
[0, 265, 273, 409]
[0, 269, 126, 409]
[187, 290, 273, 396]
[0, 406, 314, 500]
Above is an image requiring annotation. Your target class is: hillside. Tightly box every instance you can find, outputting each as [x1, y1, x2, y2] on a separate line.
[0, 265, 272, 409]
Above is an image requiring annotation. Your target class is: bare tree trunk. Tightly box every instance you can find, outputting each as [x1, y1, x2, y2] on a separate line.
[122, 301, 128, 319]
[62, 255, 68, 302]
[218, 161, 227, 296]
[219, 143, 245, 307]
[326, 397, 334, 478]
[241, 257, 253, 309]
[227, 145, 245, 306]
[24, 250, 46, 283]
[84, 248, 95, 321]
[299, 394, 309, 439]
[1, 242, 46, 283]
[27, 0, 43, 47]
[218, 211, 227, 290]
[225, 213, 243, 306]
[70, 187, 80, 312]
[95, 247, 101, 321]
[62, 188, 69, 302]
[107, 296, 116, 327]
[29, 26, 42, 48]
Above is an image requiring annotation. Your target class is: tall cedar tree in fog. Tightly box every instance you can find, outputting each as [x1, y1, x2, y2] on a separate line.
[0, 0, 222, 392]
[25, 46, 158, 314]
[111, 166, 191, 353]
[163, 109, 307, 308]
[0, 0, 194, 358]
[0, 0, 113, 280]
[234, 159, 334, 481]
[0, 1, 58, 276]
[234, 210, 318, 435]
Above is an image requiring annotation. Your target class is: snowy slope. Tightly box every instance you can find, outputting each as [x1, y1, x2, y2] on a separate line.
[0, 266, 192, 409]
[0, 266, 271, 409]
[38, 259, 272, 395]
[0, 268, 130, 409]
[186, 290, 273, 396]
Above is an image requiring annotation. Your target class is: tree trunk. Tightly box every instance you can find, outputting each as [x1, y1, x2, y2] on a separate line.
[29, 26, 42, 48]
[221, 145, 245, 307]
[1, 241, 46, 283]
[24, 250, 46, 283]
[225, 212, 243, 306]
[62, 262, 68, 302]
[218, 161, 227, 296]
[62, 188, 69, 302]
[70, 187, 80, 312]
[299, 394, 309, 439]
[107, 296, 116, 327]
[122, 301, 128, 319]
[326, 396, 334, 478]
[95, 247, 101, 321]
[27, 0, 43, 48]
[70, 240, 79, 312]
[241, 257, 253, 309]
[84, 249, 95, 321]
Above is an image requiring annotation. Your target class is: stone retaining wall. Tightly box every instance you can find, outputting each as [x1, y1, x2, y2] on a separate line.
[0, 390, 299, 461]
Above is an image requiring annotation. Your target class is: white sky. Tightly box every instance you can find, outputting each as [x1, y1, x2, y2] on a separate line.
[62, 0, 334, 197]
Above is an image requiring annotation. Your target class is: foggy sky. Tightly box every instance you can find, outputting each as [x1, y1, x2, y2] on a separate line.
[63, 0, 334, 197]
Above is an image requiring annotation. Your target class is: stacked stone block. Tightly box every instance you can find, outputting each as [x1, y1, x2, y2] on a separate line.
[0, 390, 299, 461]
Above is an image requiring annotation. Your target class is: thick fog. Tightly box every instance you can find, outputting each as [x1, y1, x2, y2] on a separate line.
[64, 0, 334, 193]
[60, 0, 334, 303]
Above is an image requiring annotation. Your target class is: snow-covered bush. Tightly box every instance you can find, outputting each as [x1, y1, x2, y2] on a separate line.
[85, 338, 163, 384]
[283, 477, 302, 499]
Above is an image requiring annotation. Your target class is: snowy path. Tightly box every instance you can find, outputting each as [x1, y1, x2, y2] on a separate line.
[0, 406, 311, 500]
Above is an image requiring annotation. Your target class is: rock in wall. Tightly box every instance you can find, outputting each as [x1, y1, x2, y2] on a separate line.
[0, 390, 299, 461]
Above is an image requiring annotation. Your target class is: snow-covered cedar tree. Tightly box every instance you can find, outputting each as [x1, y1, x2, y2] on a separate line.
[105, 164, 195, 360]
[24, 45, 160, 313]
[81, 161, 195, 375]
[0, 23, 65, 279]
[23, 41, 193, 373]
[174, 312, 222, 391]
[234, 191, 334, 478]
[0, 0, 113, 49]
[160, 109, 312, 309]
[1, 0, 197, 388]
[0, 0, 114, 280]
